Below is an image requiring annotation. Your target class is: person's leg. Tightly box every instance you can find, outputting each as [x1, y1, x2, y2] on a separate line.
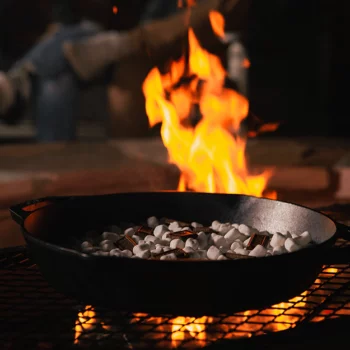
[32, 71, 79, 142]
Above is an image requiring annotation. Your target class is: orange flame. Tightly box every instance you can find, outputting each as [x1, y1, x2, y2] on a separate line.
[143, 9, 276, 198]
[112, 6, 118, 14]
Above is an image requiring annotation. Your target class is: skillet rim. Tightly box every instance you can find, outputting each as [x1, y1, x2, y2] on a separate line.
[14, 192, 338, 264]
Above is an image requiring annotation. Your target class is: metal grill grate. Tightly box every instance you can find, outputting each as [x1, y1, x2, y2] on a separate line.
[1, 207, 350, 349]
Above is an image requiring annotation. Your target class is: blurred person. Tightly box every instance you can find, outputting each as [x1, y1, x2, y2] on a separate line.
[0, 0, 121, 142]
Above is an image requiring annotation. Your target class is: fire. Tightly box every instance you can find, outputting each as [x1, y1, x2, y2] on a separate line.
[142, 6, 276, 198]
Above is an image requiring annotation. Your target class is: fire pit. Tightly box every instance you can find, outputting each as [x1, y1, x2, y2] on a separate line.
[1, 204, 350, 349]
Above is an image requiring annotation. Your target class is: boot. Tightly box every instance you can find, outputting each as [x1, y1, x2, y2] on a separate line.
[63, 0, 250, 81]
[0, 62, 35, 125]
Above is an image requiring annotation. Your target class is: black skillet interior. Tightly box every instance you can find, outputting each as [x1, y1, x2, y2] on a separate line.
[10, 192, 341, 315]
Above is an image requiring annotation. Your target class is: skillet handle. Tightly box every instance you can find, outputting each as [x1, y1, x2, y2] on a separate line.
[9, 196, 73, 225]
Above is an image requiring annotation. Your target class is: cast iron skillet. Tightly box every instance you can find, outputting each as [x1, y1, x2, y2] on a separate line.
[9, 192, 350, 315]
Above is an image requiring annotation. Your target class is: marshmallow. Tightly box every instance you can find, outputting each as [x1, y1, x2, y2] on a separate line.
[211, 233, 227, 248]
[110, 248, 122, 257]
[191, 222, 203, 228]
[211, 220, 221, 231]
[197, 232, 208, 249]
[133, 244, 151, 259]
[225, 228, 246, 244]
[121, 250, 133, 257]
[273, 246, 286, 255]
[270, 232, 286, 248]
[144, 235, 160, 244]
[154, 225, 169, 238]
[151, 247, 163, 255]
[207, 245, 221, 260]
[160, 253, 177, 260]
[185, 238, 199, 250]
[234, 248, 249, 256]
[230, 241, 243, 251]
[243, 237, 251, 247]
[183, 246, 195, 254]
[168, 222, 181, 231]
[132, 235, 142, 244]
[170, 239, 185, 249]
[249, 245, 267, 257]
[147, 216, 159, 228]
[163, 246, 172, 252]
[217, 223, 231, 235]
[81, 241, 93, 252]
[158, 239, 171, 246]
[238, 224, 251, 236]
[196, 250, 208, 259]
[231, 223, 239, 229]
[102, 232, 120, 242]
[181, 227, 191, 231]
[124, 228, 135, 237]
[219, 245, 229, 254]
[217, 255, 228, 260]
[284, 238, 301, 252]
[100, 240, 114, 252]
[294, 231, 312, 247]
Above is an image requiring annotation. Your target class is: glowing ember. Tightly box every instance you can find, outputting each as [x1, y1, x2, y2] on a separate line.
[142, 6, 276, 198]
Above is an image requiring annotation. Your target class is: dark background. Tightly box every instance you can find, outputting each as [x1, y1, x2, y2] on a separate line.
[0, 0, 348, 137]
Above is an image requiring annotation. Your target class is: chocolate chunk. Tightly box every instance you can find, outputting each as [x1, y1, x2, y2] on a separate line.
[162, 218, 191, 227]
[151, 248, 189, 260]
[246, 233, 270, 250]
[169, 230, 198, 239]
[225, 252, 255, 260]
[192, 227, 213, 234]
[115, 236, 137, 251]
[136, 226, 153, 238]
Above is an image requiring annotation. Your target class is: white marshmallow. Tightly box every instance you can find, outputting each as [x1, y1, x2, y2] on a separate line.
[207, 245, 221, 260]
[211, 220, 221, 231]
[160, 253, 177, 260]
[154, 225, 169, 238]
[259, 230, 271, 236]
[225, 228, 246, 244]
[151, 247, 163, 255]
[217, 255, 228, 260]
[110, 248, 122, 257]
[138, 240, 146, 245]
[181, 227, 191, 231]
[279, 231, 292, 238]
[211, 233, 227, 248]
[121, 250, 133, 257]
[238, 224, 251, 236]
[81, 241, 92, 252]
[185, 238, 199, 250]
[170, 239, 185, 249]
[163, 246, 172, 252]
[197, 232, 208, 249]
[243, 237, 251, 247]
[273, 246, 286, 255]
[230, 241, 243, 251]
[102, 232, 120, 242]
[294, 231, 312, 247]
[231, 223, 239, 229]
[219, 245, 229, 254]
[183, 246, 195, 254]
[284, 238, 301, 252]
[124, 228, 135, 237]
[270, 232, 286, 248]
[196, 250, 208, 259]
[132, 235, 141, 244]
[217, 223, 231, 235]
[147, 216, 159, 228]
[234, 248, 249, 256]
[249, 245, 267, 257]
[191, 222, 203, 228]
[158, 239, 171, 246]
[133, 244, 151, 259]
[100, 240, 114, 252]
[147, 241, 156, 251]
[168, 222, 180, 231]
[144, 235, 160, 244]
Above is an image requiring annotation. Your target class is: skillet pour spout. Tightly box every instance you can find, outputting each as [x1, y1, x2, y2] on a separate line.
[9, 192, 350, 314]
